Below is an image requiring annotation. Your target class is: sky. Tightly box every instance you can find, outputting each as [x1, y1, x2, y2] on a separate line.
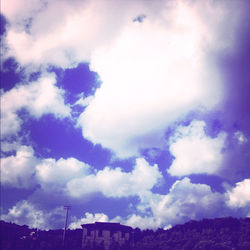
[0, 0, 250, 230]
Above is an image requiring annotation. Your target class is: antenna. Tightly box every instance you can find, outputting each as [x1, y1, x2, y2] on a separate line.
[63, 205, 71, 247]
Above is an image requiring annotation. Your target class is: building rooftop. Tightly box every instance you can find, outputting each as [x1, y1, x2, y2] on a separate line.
[81, 222, 132, 232]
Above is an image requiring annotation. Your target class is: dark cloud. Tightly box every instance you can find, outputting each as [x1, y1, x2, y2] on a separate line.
[215, 6, 250, 181]
[0, 14, 7, 35]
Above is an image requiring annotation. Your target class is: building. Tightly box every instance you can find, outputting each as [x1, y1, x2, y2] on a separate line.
[81, 222, 132, 249]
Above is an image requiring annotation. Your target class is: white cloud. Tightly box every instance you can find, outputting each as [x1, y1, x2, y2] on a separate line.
[67, 158, 162, 198]
[1, 73, 71, 137]
[168, 120, 226, 176]
[234, 131, 248, 145]
[1, 200, 64, 230]
[154, 178, 223, 225]
[226, 179, 250, 208]
[131, 177, 224, 228]
[2, 0, 241, 70]
[69, 212, 161, 230]
[1, 146, 38, 188]
[1, 0, 248, 230]
[1, 143, 161, 200]
[69, 212, 109, 229]
[1, 144, 91, 191]
[77, 0, 239, 158]
[1, 0, 243, 157]
[69, 211, 161, 230]
[124, 214, 161, 230]
[2, 0, 146, 69]
[73, 95, 94, 107]
[99, 177, 224, 229]
[1, 0, 46, 28]
[1, 141, 22, 153]
[68, 177, 230, 230]
[36, 157, 90, 191]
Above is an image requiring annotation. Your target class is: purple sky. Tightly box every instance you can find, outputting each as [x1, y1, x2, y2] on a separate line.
[1, 0, 250, 230]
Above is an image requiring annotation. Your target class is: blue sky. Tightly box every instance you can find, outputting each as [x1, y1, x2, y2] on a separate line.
[1, 0, 250, 230]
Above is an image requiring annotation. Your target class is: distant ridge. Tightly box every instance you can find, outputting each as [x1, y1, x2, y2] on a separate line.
[1, 217, 250, 249]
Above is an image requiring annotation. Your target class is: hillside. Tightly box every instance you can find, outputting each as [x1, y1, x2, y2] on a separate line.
[1, 217, 250, 250]
[132, 217, 250, 250]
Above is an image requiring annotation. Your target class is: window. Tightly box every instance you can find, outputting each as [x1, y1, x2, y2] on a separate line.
[98, 230, 103, 237]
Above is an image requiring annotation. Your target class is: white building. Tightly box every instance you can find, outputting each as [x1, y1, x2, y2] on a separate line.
[82, 222, 132, 249]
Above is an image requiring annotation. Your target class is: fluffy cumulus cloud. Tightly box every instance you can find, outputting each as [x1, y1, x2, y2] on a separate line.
[1, 145, 90, 192]
[36, 157, 90, 191]
[77, 0, 242, 158]
[1, 0, 243, 157]
[68, 177, 225, 230]
[78, 17, 217, 156]
[0, 177, 228, 230]
[168, 120, 226, 176]
[1, 73, 70, 137]
[1, 0, 249, 231]
[125, 177, 225, 229]
[2, 0, 241, 70]
[1, 200, 64, 230]
[69, 178, 225, 230]
[1, 145, 162, 203]
[69, 212, 159, 230]
[226, 179, 250, 209]
[1, 0, 146, 69]
[1, 146, 38, 188]
[69, 211, 164, 230]
[67, 158, 162, 198]
[69, 212, 109, 229]
[154, 178, 224, 224]
[1, 147, 165, 229]
[124, 214, 161, 230]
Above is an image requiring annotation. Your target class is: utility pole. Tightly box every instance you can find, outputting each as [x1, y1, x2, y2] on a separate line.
[63, 205, 71, 247]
